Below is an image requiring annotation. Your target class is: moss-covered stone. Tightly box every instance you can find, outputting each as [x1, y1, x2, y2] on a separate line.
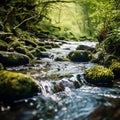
[67, 50, 92, 62]
[36, 46, 47, 52]
[109, 61, 120, 79]
[45, 45, 52, 49]
[0, 70, 39, 102]
[38, 42, 45, 46]
[45, 42, 60, 48]
[51, 43, 60, 48]
[84, 66, 114, 86]
[54, 56, 69, 61]
[76, 45, 95, 52]
[21, 39, 37, 47]
[5, 36, 17, 44]
[0, 51, 30, 67]
[0, 40, 8, 51]
[30, 49, 41, 58]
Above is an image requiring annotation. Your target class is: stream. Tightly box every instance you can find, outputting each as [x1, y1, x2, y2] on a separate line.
[0, 41, 120, 120]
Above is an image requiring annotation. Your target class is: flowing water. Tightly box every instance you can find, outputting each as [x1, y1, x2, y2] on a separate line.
[0, 41, 120, 120]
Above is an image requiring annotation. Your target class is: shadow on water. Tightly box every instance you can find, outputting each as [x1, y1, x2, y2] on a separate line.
[0, 41, 120, 120]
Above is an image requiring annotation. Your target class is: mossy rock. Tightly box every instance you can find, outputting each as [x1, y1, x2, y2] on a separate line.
[38, 42, 45, 46]
[54, 56, 69, 61]
[84, 66, 114, 86]
[45, 42, 60, 48]
[109, 61, 120, 79]
[0, 40, 8, 51]
[21, 39, 37, 47]
[0, 70, 39, 102]
[36, 46, 47, 52]
[67, 50, 92, 62]
[4, 36, 17, 44]
[51, 43, 60, 48]
[30, 49, 42, 58]
[0, 51, 30, 67]
[76, 45, 95, 52]
[45, 45, 52, 49]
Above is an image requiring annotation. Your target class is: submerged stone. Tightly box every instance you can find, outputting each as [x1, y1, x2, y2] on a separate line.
[0, 70, 39, 102]
[84, 66, 114, 87]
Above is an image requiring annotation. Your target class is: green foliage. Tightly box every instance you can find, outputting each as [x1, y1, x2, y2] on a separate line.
[67, 50, 92, 62]
[85, 66, 114, 86]
[0, 70, 39, 102]
[103, 30, 120, 56]
[110, 61, 120, 79]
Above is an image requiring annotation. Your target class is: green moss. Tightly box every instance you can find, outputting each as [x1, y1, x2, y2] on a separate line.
[67, 50, 92, 62]
[85, 66, 114, 86]
[0, 70, 39, 102]
[0, 40, 8, 51]
[54, 56, 69, 61]
[109, 61, 120, 79]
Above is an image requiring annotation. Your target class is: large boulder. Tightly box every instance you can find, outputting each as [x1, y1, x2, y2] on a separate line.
[0, 70, 39, 102]
[76, 44, 95, 52]
[67, 50, 92, 62]
[84, 66, 114, 86]
[0, 51, 30, 67]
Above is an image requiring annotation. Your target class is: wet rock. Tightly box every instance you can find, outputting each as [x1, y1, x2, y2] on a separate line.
[76, 44, 95, 52]
[73, 81, 82, 88]
[109, 61, 120, 79]
[84, 66, 114, 87]
[67, 50, 92, 62]
[53, 82, 65, 93]
[54, 56, 69, 61]
[88, 105, 120, 120]
[0, 70, 39, 102]
[0, 51, 30, 67]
